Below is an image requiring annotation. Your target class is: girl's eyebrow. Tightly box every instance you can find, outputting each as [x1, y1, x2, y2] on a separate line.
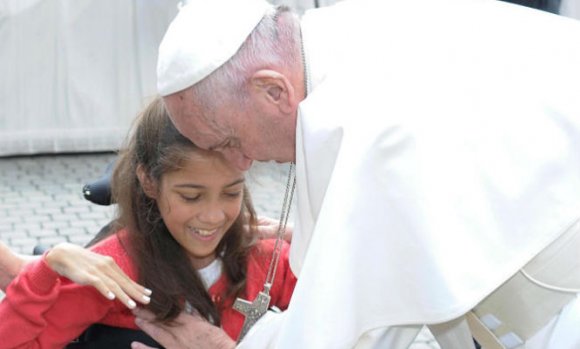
[224, 178, 245, 188]
[175, 178, 245, 189]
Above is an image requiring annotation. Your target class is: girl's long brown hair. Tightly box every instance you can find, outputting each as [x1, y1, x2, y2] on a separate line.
[110, 97, 257, 325]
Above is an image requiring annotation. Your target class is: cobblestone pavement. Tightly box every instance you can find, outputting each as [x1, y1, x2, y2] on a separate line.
[0, 153, 439, 348]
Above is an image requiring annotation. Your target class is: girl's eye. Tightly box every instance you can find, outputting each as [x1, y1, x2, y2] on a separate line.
[181, 194, 200, 202]
[224, 191, 242, 198]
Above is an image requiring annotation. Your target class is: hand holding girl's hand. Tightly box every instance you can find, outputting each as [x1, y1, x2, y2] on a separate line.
[45, 242, 151, 309]
[254, 216, 293, 242]
[133, 308, 236, 349]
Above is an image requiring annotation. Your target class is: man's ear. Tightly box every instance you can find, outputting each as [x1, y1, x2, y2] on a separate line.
[250, 70, 296, 114]
[136, 165, 157, 199]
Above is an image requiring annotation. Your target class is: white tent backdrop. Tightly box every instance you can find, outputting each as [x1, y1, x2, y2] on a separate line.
[562, 0, 580, 18]
[0, 0, 180, 156]
[1, 0, 573, 156]
[0, 0, 319, 156]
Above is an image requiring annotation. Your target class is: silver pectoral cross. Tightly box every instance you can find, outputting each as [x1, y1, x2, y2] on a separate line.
[233, 163, 295, 342]
[233, 284, 272, 342]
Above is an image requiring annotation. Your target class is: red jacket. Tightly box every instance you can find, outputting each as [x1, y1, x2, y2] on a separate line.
[0, 230, 296, 349]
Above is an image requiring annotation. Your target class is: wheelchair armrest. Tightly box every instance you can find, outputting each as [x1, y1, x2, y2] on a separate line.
[66, 324, 163, 349]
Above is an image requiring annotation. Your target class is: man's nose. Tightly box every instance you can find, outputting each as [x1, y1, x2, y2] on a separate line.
[222, 149, 253, 171]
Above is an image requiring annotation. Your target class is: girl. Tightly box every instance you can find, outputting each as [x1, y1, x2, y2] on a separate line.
[0, 97, 296, 348]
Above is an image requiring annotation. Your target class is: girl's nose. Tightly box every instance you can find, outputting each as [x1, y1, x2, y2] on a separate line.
[198, 202, 226, 225]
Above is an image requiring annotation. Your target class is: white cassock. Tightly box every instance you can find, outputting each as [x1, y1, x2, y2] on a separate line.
[239, 0, 580, 348]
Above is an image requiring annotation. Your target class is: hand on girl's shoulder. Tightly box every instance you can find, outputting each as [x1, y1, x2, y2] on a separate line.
[44, 232, 151, 310]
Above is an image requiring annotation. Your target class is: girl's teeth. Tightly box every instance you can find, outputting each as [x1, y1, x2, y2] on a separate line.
[195, 228, 216, 236]
[187, 226, 218, 236]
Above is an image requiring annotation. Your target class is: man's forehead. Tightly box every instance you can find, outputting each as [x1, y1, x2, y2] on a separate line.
[164, 94, 200, 124]
[164, 92, 193, 116]
[173, 115, 225, 150]
[163, 93, 229, 148]
[175, 120, 218, 149]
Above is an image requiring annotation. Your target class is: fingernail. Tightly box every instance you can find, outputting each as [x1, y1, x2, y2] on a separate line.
[142, 295, 151, 303]
[107, 291, 115, 300]
[144, 288, 152, 296]
[128, 299, 137, 309]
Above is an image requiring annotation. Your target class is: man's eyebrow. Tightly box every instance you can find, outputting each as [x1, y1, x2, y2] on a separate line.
[209, 136, 240, 151]
[208, 139, 229, 151]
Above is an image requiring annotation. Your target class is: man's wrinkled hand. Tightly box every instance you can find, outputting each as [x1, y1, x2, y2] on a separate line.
[254, 216, 293, 242]
[133, 308, 236, 349]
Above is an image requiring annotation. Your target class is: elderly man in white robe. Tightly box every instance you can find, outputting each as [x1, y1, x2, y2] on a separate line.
[132, 0, 580, 348]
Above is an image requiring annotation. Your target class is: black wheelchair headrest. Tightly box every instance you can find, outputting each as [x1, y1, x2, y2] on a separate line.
[82, 160, 115, 206]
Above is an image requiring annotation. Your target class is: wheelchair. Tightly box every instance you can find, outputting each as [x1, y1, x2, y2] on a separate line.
[34, 160, 163, 349]
[40, 160, 484, 349]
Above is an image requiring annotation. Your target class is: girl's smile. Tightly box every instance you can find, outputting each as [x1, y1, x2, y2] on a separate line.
[151, 150, 245, 270]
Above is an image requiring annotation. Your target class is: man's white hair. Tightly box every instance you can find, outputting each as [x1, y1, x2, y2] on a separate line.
[191, 6, 302, 116]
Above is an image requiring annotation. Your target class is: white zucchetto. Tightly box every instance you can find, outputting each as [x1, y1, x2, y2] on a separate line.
[157, 0, 273, 96]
